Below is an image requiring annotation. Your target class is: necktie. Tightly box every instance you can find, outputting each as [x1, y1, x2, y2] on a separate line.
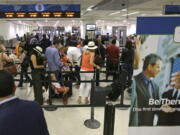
[173, 90, 178, 99]
[148, 80, 154, 98]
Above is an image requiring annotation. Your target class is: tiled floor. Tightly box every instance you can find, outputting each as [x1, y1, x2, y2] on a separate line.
[14, 73, 130, 135]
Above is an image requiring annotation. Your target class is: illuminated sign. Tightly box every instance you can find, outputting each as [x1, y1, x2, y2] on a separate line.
[29, 12, 38, 18]
[5, 13, 14, 18]
[0, 4, 80, 18]
[53, 12, 62, 17]
[86, 24, 96, 30]
[66, 12, 75, 17]
[42, 12, 50, 17]
[16, 12, 26, 18]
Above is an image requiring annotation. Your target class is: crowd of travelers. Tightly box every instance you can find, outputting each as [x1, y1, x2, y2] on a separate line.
[0, 32, 139, 105]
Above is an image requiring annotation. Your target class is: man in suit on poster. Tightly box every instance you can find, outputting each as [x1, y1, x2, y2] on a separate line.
[129, 53, 162, 126]
[158, 71, 180, 125]
[0, 70, 49, 135]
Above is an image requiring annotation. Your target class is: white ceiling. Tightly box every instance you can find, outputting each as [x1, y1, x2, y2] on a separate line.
[1, 0, 180, 26]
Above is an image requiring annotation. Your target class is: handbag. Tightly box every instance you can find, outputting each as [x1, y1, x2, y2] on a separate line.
[94, 48, 104, 67]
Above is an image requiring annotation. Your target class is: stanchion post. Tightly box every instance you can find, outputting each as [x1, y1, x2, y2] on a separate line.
[95, 69, 100, 86]
[84, 79, 101, 129]
[116, 63, 130, 109]
[44, 72, 58, 111]
[103, 103, 115, 135]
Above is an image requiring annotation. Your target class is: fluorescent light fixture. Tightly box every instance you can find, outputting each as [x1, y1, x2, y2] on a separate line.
[87, 5, 95, 11]
[109, 11, 121, 16]
[121, 8, 127, 12]
[141, 13, 146, 16]
[87, 8, 92, 11]
[122, 11, 140, 16]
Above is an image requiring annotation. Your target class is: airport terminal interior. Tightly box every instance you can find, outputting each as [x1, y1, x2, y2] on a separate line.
[1, 0, 180, 135]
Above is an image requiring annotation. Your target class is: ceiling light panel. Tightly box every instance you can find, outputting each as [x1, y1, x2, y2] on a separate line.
[122, 11, 140, 16]
[109, 11, 121, 16]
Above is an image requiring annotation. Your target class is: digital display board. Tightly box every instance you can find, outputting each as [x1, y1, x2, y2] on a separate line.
[0, 4, 80, 18]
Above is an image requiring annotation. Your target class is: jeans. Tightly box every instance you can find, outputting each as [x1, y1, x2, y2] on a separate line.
[19, 67, 32, 86]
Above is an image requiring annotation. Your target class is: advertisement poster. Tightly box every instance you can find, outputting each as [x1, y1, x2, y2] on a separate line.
[129, 17, 180, 135]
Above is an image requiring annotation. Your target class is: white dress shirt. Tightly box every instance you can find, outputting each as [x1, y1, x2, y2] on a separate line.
[67, 47, 82, 66]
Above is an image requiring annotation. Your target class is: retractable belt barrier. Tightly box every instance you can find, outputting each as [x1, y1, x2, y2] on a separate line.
[13, 65, 130, 108]
[41, 79, 119, 135]
[12, 61, 130, 135]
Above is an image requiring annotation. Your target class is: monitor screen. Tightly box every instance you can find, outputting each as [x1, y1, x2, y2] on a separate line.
[86, 24, 96, 30]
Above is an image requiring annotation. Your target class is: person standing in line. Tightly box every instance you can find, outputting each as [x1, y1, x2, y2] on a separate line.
[106, 39, 120, 80]
[45, 40, 69, 97]
[121, 40, 135, 88]
[30, 46, 45, 105]
[0, 70, 49, 135]
[40, 34, 51, 53]
[77, 41, 100, 104]
[18, 45, 32, 87]
[66, 41, 82, 87]
[94, 36, 106, 86]
[0, 44, 13, 70]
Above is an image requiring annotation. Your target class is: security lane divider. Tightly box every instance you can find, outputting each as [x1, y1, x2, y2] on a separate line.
[103, 103, 115, 135]
[84, 80, 101, 129]
[13, 79, 114, 83]
[13, 67, 130, 109]
[41, 104, 116, 135]
[41, 103, 118, 135]
[40, 78, 128, 135]
[13, 70, 119, 74]
[14, 65, 129, 135]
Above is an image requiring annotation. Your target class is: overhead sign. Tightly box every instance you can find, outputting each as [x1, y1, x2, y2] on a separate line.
[164, 5, 180, 15]
[137, 17, 180, 34]
[0, 4, 80, 18]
